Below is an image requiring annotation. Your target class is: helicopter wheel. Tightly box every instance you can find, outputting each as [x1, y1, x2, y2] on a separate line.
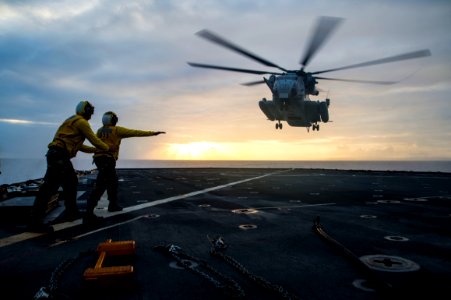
[275, 122, 283, 130]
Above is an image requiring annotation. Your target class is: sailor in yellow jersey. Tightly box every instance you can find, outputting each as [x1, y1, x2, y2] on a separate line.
[28, 101, 114, 232]
[84, 111, 165, 224]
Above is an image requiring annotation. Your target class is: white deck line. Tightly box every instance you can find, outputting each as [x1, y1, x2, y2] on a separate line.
[0, 169, 291, 247]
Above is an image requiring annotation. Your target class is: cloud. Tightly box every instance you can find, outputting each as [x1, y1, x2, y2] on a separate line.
[1, 0, 450, 161]
[0, 118, 57, 125]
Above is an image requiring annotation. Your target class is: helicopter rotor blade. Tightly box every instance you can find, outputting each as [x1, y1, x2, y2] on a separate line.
[241, 80, 266, 86]
[312, 49, 431, 75]
[196, 29, 288, 72]
[315, 76, 398, 85]
[187, 62, 282, 75]
[300, 16, 344, 69]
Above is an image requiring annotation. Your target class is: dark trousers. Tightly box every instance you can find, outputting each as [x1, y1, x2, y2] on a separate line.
[86, 156, 118, 214]
[30, 147, 78, 224]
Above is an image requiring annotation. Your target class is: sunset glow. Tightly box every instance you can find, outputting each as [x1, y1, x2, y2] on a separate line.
[167, 142, 228, 159]
[1, 1, 450, 161]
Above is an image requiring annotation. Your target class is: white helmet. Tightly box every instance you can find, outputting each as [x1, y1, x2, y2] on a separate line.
[102, 111, 118, 126]
[76, 100, 94, 117]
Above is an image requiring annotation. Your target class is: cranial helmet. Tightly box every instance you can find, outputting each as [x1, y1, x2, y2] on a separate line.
[76, 100, 95, 117]
[102, 111, 118, 126]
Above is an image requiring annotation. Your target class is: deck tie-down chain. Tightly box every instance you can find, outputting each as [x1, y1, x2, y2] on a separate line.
[154, 244, 245, 298]
[208, 236, 299, 300]
[33, 258, 77, 299]
[33, 251, 94, 299]
[312, 216, 392, 294]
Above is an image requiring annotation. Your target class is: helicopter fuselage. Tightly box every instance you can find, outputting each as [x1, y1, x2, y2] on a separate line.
[189, 21, 430, 131]
[259, 73, 329, 130]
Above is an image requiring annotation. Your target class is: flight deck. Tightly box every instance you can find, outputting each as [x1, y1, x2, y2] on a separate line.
[0, 168, 450, 299]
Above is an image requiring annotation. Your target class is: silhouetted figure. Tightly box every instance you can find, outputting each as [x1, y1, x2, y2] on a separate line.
[28, 101, 111, 232]
[84, 111, 165, 224]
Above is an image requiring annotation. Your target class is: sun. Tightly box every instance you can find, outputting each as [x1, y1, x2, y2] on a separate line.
[167, 142, 227, 159]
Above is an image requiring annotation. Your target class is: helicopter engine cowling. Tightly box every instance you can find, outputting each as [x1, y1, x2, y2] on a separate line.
[304, 100, 329, 123]
[259, 98, 277, 121]
[319, 101, 329, 122]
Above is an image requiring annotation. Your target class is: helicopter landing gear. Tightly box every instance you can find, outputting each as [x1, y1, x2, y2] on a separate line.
[275, 121, 283, 130]
[312, 124, 320, 131]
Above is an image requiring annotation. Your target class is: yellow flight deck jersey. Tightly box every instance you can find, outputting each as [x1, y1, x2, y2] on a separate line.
[94, 126, 159, 160]
[48, 115, 109, 158]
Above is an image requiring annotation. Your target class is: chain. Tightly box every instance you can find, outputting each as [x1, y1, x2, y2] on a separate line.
[48, 258, 76, 296]
[312, 216, 392, 294]
[154, 244, 245, 298]
[33, 258, 75, 300]
[209, 236, 299, 300]
[33, 250, 94, 300]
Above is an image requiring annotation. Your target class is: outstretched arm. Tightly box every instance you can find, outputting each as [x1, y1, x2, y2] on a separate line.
[117, 126, 166, 138]
[152, 131, 166, 136]
[77, 119, 110, 151]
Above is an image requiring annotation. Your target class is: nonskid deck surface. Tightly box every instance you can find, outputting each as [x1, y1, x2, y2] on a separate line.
[0, 168, 450, 299]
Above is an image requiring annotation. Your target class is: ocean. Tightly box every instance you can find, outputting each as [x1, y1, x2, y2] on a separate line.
[1, 158, 450, 185]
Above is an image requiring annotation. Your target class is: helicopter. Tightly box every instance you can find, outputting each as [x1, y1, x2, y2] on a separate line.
[187, 16, 431, 131]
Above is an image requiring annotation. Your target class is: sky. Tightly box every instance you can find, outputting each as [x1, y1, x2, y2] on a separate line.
[1, 0, 451, 162]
